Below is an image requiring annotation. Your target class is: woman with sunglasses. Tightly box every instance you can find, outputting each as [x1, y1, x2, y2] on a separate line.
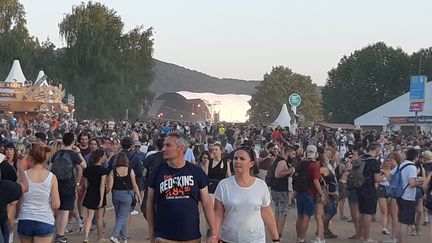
[214, 147, 279, 243]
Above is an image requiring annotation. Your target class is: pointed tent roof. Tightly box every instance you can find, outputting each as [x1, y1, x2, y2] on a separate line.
[36, 70, 49, 86]
[4, 60, 26, 84]
[273, 104, 291, 128]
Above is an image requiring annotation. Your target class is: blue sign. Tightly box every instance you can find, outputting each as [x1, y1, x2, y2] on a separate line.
[409, 75, 427, 102]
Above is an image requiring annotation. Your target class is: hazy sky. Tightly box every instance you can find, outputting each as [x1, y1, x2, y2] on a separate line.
[20, 0, 432, 85]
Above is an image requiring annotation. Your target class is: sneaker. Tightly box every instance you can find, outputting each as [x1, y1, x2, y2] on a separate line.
[339, 216, 349, 221]
[324, 231, 338, 239]
[130, 210, 139, 215]
[415, 225, 422, 235]
[311, 237, 325, 243]
[423, 221, 430, 226]
[382, 239, 397, 243]
[73, 223, 84, 234]
[348, 234, 360, 239]
[55, 235, 68, 243]
[410, 226, 418, 236]
[8, 232, 13, 243]
[110, 236, 121, 243]
[83, 238, 89, 243]
[90, 224, 97, 232]
[382, 228, 390, 235]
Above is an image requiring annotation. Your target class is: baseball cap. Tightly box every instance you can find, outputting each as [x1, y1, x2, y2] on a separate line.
[306, 145, 317, 159]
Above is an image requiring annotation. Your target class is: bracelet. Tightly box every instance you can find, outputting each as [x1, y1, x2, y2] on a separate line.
[272, 239, 280, 242]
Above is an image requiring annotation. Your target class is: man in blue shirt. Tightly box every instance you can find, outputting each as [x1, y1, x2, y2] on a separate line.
[146, 132, 217, 243]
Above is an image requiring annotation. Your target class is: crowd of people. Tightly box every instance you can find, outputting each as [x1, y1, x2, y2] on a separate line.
[1, 115, 432, 243]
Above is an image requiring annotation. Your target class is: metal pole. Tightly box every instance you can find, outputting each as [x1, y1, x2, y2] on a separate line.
[414, 55, 423, 136]
[415, 111, 419, 137]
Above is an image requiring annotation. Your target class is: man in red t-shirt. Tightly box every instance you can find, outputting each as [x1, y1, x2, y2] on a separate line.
[295, 145, 325, 243]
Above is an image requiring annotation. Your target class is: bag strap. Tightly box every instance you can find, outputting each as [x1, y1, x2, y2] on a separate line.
[398, 163, 415, 196]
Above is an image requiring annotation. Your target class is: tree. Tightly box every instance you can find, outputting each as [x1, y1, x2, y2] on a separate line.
[58, 2, 154, 119]
[411, 47, 432, 78]
[322, 42, 411, 123]
[248, 66, 322, 125]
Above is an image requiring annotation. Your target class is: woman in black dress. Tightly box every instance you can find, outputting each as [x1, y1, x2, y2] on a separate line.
[82, 149, 108, 242]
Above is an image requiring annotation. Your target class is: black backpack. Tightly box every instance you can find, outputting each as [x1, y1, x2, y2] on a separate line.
[51, 150, 74, 180]
[265, 157, 284, 187]
[292, 160, 313, 192]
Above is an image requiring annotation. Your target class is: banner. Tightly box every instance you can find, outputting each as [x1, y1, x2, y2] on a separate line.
[0, 92, 16, 98]
[0, 82, 22, 89]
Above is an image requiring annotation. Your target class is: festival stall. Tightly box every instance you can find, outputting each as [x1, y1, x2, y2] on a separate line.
[0, 60, 74, 120]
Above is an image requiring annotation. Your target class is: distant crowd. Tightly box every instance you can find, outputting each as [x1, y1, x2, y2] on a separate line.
[1, 115, 432, 243]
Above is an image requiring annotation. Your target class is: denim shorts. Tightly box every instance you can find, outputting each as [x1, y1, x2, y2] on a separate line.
[296, 191, 315, 216]
[347, 188, 358, 203]
[17, 220, 54, 237]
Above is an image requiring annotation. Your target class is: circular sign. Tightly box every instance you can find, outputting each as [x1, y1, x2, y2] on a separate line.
[289, 93, 301, 107]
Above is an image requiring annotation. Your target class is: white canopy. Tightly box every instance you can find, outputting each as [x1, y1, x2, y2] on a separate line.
[354, 81, 432, 126]
[35, 70, 49, 86]
[4, 60, 26, 84]
[177, 91, 251, 123]
[273, 104, 292, 128]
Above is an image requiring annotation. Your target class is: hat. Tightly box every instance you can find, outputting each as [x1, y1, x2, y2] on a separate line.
[423, 150, 432, 161]
[4, 142, 15, 150]
[306, 145, 317, 159]
[344, 151, 354, 158]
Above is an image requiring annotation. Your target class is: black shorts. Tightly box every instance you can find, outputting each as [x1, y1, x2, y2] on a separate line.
[59, 186, 75, 211]
[377, 185, 388, 199]
[397, 198, 416, 225]
[357, 186, 377, 215]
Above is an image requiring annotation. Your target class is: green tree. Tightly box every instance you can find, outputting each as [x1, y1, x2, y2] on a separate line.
[58, 1, 154, 119]
[322, 42, 411, 123]
[248, 66, 322, 125]
[411, 47, 432, 78]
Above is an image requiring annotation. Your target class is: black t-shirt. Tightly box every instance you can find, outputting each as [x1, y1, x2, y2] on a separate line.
[148, 162, 208, 241]
[361, 155, 380, 189]
[52, 149, 83, 187]
[0, 161, 17, 182]
[0, 180, 22, 226]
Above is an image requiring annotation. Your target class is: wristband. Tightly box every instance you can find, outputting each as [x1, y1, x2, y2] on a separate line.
[272, 239, 280, 242]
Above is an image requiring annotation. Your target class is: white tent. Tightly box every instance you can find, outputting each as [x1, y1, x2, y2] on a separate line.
[4, 60, 26, 84]
[273, 104, 291, 128]
[35, 70, 49, 86]
[354, 81, 432, 128]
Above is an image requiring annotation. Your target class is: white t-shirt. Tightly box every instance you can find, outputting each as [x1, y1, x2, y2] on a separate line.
[214, 176, 270, 243]
[399, 160, 417, 201]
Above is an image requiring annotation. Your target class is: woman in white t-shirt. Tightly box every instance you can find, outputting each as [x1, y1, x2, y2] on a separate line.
[214, 147, 279, 243]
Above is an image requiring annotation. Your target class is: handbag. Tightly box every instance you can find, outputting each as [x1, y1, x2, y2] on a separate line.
[115, 167, 137, 207]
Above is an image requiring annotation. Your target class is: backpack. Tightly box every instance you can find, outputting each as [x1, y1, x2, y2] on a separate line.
[388, 163, 415, 199]
[346, 157, 369, 189]
[265, 157, 284, 187]
[292, 160, 314, 192]
[51, 151, 74, 180]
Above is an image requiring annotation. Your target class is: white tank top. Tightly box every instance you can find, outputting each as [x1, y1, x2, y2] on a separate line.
[18, 171, 55, 225]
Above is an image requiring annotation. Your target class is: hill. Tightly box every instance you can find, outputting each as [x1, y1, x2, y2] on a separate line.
[151, 59, 259, 97]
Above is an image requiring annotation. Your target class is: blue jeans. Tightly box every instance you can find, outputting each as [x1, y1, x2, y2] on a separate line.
[112, 190, 132, 240]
